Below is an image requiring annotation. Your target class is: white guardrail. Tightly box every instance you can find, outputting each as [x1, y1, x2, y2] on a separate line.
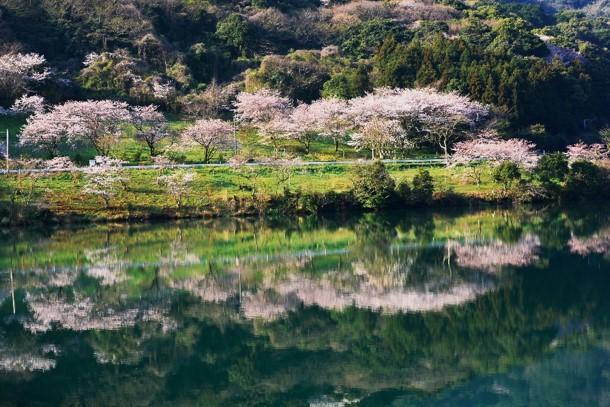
[0, 158, 447, 175]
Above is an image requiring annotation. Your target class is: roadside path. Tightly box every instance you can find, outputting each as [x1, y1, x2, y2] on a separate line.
[0, 158, 446, 174]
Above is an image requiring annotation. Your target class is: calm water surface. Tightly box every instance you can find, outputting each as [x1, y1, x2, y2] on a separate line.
[0, 206, 609, 406]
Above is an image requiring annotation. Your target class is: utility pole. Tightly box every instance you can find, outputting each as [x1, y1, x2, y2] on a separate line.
[233, 118, 238, 155]
[5, 129, 8, 171]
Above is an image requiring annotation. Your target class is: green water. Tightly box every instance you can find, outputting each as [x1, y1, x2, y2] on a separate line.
[0, 205, 609, 406]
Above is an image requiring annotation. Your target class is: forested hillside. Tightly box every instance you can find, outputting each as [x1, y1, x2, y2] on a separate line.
[1, 0, 609, 148]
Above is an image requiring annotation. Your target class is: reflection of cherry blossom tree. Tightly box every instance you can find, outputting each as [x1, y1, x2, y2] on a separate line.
[450, 234, 540, 272]
[568, 228, 610, 255]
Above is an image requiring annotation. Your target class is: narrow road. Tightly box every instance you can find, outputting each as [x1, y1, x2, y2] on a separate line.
[0, 158, 447, 174]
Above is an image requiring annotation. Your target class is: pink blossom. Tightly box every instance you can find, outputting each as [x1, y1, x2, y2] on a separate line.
[452, 138, 539, 168]
[182, 119, 236, 163]
[566, 142, 608, 163]
[234, 89, 292, 125]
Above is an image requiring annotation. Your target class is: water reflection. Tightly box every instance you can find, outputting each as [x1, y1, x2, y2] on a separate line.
[0, 205, 609, 405]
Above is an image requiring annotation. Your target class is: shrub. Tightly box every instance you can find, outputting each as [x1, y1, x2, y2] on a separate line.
[534, 152, 568, 186]
[493, 161, 521, 190]
[352, 161, 396, 209]
[395, 180, 411, 203]
[411, 169, 434, 204]
[565, 161, 609, 199]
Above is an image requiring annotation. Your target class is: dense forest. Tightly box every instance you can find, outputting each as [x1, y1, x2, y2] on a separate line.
[0, 0, 609, 149]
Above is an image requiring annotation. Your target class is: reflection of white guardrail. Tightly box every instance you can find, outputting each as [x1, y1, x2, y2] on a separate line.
[0, 158, 447, 174]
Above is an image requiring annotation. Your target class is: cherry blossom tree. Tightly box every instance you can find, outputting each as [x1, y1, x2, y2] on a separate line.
[130, 105, 168, 156]
[0, 52, 49, 101]
[20, 100, 131, 156]
[234, 89, 292, 125]
[234, 89, 292, 153]
[347, 88, 489, 159]
[182, 119, 235, 163]
[349, 118, 409, 159]
[20, 109, 67, 156]
[44, 156, 75, 171]
[10, 95, 45, 115]
[307, 98, 351, 152]
[270, 103, 319, 154]
[451, 138, 539, 168]
[83, 159, 127, 208]
[157, 170, 196, 209]
[566, 142, 608, 163]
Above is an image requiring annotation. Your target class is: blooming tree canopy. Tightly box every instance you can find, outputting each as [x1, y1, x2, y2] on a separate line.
[566, 142, 608, 163]
[306, 98, 351, 152]
[0, 52, 49, 100]
[349, 118, 408, 159]
[130, 105, 168, 156]
[157, 170, 196, 209]
[234, 89, 292, 125]
[20, 100, 131, 156]
[451, 138, 539, 168]
[11, 95, 45, 115]
[182, 119, 235, 163]
[347, 88, 489, 158]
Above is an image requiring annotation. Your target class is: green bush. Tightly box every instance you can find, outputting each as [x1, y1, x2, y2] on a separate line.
[352, 161, 396, 210]
[411, 169, 434, 204]
[395, 180, 411, 203]
[565, 161, 609, 199]
[534, 153, 569, 186]
[493, 161, 521, 190]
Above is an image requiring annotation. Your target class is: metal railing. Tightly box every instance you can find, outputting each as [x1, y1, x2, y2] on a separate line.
[0, 158, 447, 175]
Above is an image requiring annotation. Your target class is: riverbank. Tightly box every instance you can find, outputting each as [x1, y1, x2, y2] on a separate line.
[0, 160, 605, 225]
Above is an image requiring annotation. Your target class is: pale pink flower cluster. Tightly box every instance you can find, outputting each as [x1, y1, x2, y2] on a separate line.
[234, 89, 292, 125]
[568, 228, 610, 255]
[451, 138, 540, 168]
[0, 352, 56, 373]
[566, 142, 608, 163]
[44, 156, 75, 171]
[347, 87, 488, 126]
[20, 100, 131, 155]
[0, 52, 49, 96]
[451, 234, 541, 272]
[10, 95, 45, 115]
[24, 295, 173, 333]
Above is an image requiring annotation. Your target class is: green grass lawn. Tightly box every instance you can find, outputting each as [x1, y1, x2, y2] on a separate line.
[0, 162, 503, 221]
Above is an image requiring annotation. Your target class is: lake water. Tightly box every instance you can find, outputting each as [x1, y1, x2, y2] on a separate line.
[0, 206, 609, 406]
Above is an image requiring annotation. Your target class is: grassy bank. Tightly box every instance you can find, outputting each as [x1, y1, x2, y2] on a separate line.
[0, 163, 510, 224]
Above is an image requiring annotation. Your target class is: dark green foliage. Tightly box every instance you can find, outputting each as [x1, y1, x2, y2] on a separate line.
[493, 161, 521, 190]
[565, 161, 609, 198]
[534, 153, 569, 186]
[216, 13, 251, 56]
[322, 66, 370, 99]
[247, 54, 330, 102]
[352, 161, 396, 210]
[340, 19, 411, 60]
[252, 0, 320, 11]
[411, 169, 434, 204]
[395, 180, 411, 203]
